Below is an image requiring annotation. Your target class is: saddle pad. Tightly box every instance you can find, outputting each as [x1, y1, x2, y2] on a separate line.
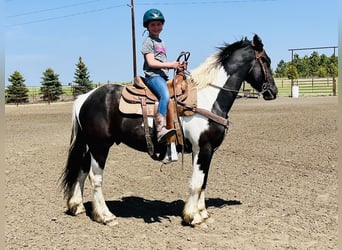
[119, 96, 156, 116]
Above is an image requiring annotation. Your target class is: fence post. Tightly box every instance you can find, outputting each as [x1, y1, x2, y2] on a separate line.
[333, 76, 336, 96]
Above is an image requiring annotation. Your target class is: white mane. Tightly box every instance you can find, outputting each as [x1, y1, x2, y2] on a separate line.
[189, 53, 222, 89]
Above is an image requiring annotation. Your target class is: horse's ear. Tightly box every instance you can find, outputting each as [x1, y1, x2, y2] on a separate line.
[251, 34, 264, 52]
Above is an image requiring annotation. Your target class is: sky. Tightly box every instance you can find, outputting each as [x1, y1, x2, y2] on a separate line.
[5, 0, 338, 86]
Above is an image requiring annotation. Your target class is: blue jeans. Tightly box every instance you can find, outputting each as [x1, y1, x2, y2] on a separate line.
[146, 76, 170, 116]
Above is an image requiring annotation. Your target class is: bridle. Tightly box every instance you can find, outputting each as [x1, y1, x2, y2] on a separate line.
[179, 48, 276, 128]
[177, 47, 274, 131]
[248, 49, 274, 96]
[201, 49, 274, 96]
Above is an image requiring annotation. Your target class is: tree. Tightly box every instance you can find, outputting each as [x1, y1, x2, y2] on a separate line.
[6, 70, 29, 105]
[328, 54, 338, 78]
[73, 56, 93, 96]
[287, 63, 298, 80]
[274, 52, 338, 79]
[310, 52, 320, 76]
[40, 68, 63, 102]
[297, 55, 310, 78]
[317, 66, 327, 78]
[274, 60, 287, 78]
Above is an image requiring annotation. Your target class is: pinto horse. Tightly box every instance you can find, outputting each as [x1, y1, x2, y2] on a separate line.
[60, 34, 278, 226]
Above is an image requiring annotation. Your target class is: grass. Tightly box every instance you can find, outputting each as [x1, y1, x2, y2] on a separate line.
[274, 78, 338, 97]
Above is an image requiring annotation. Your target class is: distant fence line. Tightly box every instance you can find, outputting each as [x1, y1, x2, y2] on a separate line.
[5, 78, 338, 104]
[5, 82, 123, 104]
[275, 77, 337, 97]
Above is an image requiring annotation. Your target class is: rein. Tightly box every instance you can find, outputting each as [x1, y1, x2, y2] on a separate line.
[208, 83, 239, 93]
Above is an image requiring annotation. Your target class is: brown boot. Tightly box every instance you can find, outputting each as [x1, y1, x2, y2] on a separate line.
[155, 113, 176, 143]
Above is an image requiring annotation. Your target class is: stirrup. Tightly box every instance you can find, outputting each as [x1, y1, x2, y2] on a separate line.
[162, 142, 179, 164]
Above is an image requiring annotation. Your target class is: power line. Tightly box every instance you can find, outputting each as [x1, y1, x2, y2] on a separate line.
[6, 4, 126, 27]
[137, 0, 276, 5]
[7, 0, 109, 18]
[7, 0, 276, 27]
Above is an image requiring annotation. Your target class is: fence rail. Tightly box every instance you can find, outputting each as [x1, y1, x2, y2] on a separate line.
[5, 77, 338, 104]
[274, 77, 337, 97]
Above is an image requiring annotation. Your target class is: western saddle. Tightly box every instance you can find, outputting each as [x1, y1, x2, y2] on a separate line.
[119, 52, 229, 160]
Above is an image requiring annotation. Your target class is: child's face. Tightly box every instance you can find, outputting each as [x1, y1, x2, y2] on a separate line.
[147, 20, 163, 36]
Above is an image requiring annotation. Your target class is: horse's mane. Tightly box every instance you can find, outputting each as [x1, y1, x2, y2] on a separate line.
[190, 37, 251, 88]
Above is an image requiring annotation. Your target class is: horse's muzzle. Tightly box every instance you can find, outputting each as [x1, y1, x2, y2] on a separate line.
[261, 82, 277, 100]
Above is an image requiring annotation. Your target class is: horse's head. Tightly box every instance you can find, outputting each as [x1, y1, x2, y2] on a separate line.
[245, 35, 278, 100]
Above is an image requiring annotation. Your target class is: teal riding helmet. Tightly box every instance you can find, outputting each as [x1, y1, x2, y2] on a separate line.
[143, 9, 165, 28]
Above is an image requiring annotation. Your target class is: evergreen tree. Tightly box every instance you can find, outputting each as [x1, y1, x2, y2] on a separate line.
[73, 56, 93, 96]
[308, 52, 320, 76]
[6, 70, 29, 104]
[297, 55, 310, 78]
[274, 60, 288, 78]
[40, 68, 63, 102]
[328, 54, 338, 78]
[319, 54, 329, 69]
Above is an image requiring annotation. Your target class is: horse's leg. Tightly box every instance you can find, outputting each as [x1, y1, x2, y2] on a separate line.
[88, 149, 117, 226]
[198, 190, 209, 220]
[67, 168, 88, 215]
[65, 142, 91, 216]
[183, 151, 204, 225]
[183, 144, 213, 225]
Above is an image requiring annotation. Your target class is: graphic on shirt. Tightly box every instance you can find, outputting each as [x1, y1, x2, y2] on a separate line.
[155, 44, 166, 54]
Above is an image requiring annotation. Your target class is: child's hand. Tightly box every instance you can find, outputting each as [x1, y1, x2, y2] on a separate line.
[170, 61, 181, 69]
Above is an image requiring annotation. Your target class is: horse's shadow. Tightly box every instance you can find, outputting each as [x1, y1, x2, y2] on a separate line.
[83, 197, 241, 224]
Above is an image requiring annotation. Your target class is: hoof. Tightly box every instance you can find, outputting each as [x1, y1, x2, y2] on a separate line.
[105, 219, 119, 227]
[182, 213, 193, 226]
[68, 203, 86, 216]
[183, 212, 204, 226]
[200, 210, 210, 220]
[93, 210, 118, 226]
[191, 213, 204, 225]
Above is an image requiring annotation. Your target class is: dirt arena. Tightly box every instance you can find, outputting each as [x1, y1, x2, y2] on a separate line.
[5, 96, 337, 249]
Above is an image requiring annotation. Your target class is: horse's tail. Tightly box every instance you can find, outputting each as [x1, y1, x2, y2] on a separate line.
[59, 103, 87, 198]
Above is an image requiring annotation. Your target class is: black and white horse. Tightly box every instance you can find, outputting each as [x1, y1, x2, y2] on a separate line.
[60, 34, 277, 226]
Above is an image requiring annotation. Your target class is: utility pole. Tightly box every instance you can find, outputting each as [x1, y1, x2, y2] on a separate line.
[129, 0, 137, 79]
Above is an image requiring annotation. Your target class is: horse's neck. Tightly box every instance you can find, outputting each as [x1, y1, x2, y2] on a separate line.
[197, 72, 242, 117]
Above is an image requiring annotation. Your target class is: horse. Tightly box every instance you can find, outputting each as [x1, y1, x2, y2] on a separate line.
[60, 34, 278, 226]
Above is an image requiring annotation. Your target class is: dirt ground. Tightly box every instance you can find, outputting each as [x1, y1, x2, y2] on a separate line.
[5, 96, 337, 249]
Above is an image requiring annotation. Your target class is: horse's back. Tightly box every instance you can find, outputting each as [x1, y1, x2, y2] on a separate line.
[77, 84, 148, 148]
[79, 84, 122, 114]
[76, 84, 124, 137]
